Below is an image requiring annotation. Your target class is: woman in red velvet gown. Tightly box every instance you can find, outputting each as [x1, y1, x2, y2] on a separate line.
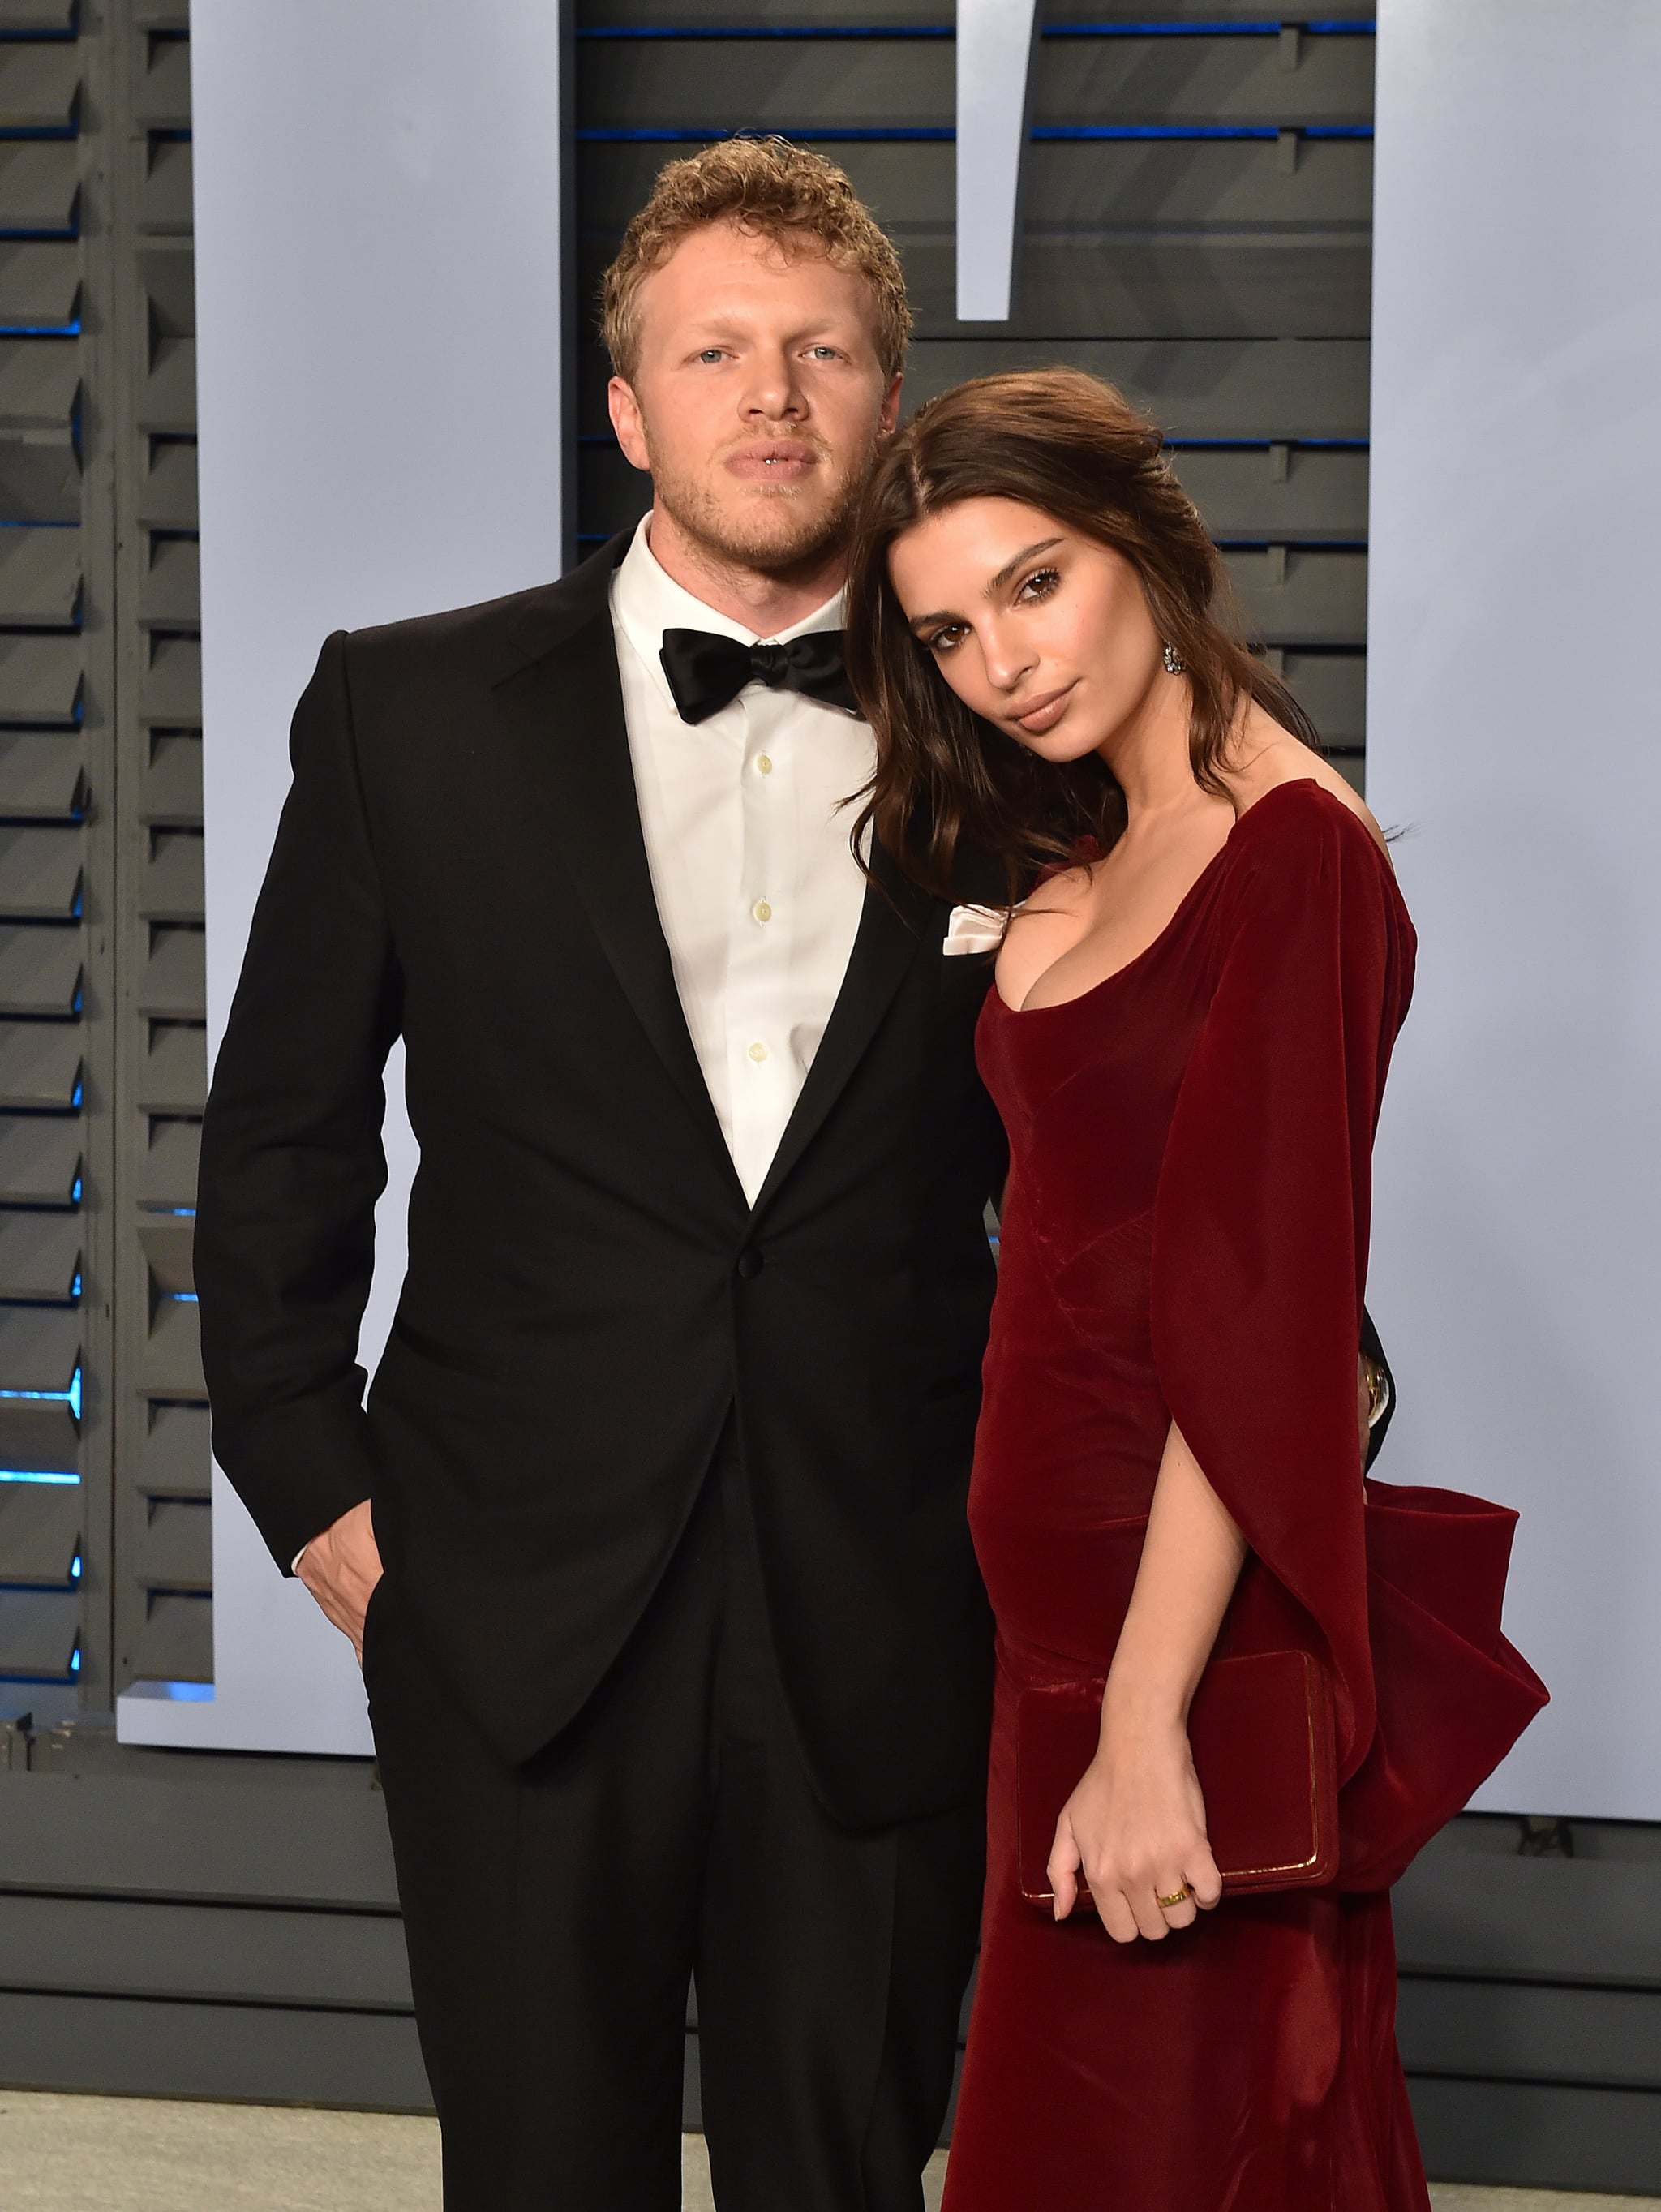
[844, 369, 1544, 2211]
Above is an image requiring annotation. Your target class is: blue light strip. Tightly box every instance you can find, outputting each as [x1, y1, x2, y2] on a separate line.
[577, 21, 1376, 37]
[1165, 437, 1370, 450]
[1225, 536, 1370, 550]
[578, 126, 1371, 144]
[1033, 123, 1371, 139]
[1049, 19, 1374, 31]
[579, 23, 951, 36]
[578, 127, 953, 143]
[0, 320, 81, 338]
[0, 1365, 83, 1420]
[0, 1470, 79, 1485]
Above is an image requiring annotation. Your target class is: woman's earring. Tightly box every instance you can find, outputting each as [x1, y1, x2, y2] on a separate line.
[1161, 642, 1187, 676]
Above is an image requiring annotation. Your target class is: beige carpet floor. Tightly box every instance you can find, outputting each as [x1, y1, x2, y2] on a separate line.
[0, 2091, 1652, 2211]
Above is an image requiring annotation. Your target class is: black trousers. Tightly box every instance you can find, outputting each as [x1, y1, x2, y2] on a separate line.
[364, 1426, 985, 2211]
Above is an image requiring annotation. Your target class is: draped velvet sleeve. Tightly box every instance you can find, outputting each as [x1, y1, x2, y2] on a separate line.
[1150, 785, 1414, 1784]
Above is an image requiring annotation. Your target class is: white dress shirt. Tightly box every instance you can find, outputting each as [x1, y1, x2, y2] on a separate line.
[609, 515, 875, 1205]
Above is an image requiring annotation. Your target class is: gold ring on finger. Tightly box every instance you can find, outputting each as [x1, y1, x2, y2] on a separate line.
[1157, 1886, 1191, 1910]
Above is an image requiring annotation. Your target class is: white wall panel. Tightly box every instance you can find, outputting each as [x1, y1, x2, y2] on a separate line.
[1367, 1, 1661, 1815]
[119, 1, 566, 1751]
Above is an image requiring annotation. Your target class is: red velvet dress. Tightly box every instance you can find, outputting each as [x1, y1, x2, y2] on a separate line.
[945, 781, 1544, 2212]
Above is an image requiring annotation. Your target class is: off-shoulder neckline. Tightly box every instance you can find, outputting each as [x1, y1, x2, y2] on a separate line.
[994, 778, 1392, 1019]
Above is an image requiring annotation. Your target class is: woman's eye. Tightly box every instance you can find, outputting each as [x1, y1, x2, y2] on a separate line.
[924, 625, 967, 655]
[1016, 567, 1061, 604]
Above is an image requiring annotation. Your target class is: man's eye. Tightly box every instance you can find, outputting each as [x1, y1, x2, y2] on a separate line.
[806, 346, 840, 361]
[697, 349, 726, 364]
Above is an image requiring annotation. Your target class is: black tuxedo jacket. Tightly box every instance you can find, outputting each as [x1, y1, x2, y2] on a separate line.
[195, 536, 1009, 1828]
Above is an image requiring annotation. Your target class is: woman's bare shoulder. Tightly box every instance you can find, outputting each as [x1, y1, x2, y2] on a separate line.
[1230, 721, 1390, 863]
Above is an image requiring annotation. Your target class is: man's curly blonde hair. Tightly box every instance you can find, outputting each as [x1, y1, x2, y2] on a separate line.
[600, 135, 911, 384]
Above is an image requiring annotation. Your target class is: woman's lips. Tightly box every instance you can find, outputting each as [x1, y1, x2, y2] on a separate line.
[1011, 681, 1076, 734]
[726, 444, 818, 481]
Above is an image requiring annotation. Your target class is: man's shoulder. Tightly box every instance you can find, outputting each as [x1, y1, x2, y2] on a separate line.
[337, 537, 626, 687]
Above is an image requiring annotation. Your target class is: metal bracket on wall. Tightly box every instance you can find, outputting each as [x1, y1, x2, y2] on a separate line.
[1517, 1814, 1575, 1858]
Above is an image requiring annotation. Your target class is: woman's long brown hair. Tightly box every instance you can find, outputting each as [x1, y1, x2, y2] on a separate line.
[845, 367, 1320, 903]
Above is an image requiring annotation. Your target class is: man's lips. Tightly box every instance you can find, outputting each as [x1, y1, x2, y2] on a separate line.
[725, 442, 820, 481]
[1011, 681, 1077, 733]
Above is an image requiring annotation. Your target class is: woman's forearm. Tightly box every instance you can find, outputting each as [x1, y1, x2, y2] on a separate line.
[1103, 1421, 1247, 1733]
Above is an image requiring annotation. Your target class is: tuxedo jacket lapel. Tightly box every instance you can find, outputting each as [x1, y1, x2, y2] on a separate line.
[491, 556, 746, 1207]
[751, 840, 938, 1221]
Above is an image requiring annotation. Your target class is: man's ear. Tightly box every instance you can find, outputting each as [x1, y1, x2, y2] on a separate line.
[608, 376, 652, 475]
[878, 371, 903, 441]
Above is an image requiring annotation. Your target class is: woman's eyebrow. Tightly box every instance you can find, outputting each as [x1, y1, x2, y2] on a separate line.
[907, 537, 1067, 633]
[985, 537, 1062, 595]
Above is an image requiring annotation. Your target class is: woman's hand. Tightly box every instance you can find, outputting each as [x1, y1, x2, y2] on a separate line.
[1047, 1694, 1224, 1941]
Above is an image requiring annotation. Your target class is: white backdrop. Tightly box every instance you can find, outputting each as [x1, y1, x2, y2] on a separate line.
[117, 0, 566, 1751]
[1367, 1, 1661, 1815]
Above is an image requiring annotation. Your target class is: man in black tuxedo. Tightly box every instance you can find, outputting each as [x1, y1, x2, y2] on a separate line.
[195, 139, 1006, 2210]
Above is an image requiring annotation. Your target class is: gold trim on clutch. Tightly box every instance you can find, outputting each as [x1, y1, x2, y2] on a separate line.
[1212, 1682, 1324, 1883]
[1028, 1674, 1327, 1901]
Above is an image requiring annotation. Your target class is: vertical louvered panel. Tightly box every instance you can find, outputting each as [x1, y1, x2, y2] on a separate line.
[0, 0, 118, 1719]
[0, 0, 204, 1718]
[110, 2, 209, 1691]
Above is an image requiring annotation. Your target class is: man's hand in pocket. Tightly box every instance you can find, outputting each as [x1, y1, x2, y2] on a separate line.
[295, 1499, 383, 1664]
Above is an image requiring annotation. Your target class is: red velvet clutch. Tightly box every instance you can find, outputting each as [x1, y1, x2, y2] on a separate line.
[1016, 1649, 1339, 1907]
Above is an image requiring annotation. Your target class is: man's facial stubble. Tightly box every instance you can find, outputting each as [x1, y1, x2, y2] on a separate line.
[642, 417, 884, 585]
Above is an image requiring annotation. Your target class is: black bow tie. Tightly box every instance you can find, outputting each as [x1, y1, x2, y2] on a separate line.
[659, 626, 857, 726]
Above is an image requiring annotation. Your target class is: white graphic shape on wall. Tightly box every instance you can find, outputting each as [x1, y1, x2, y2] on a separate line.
[1366, 0, 1661, 1818]
[116, 0, 565, 1753]
[955, 0, 1041, 321]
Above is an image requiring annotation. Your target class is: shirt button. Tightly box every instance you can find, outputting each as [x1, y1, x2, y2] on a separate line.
[756, 754, 774, 775]
[736, 1249, 765, 1280]
[748, 1041, 768, 1063]
[752, 899, 773, 923]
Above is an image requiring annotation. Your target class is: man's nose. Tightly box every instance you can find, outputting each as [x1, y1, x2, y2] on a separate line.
[740, 351, 805, 419]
